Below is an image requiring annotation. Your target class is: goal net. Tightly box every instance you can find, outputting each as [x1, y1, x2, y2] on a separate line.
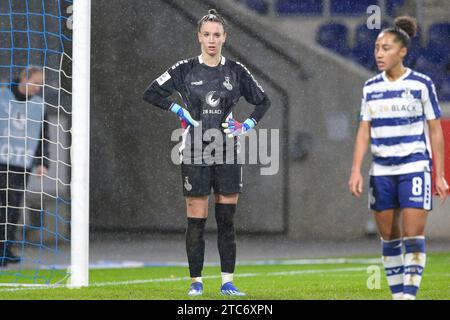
[0, 0, 89, 287]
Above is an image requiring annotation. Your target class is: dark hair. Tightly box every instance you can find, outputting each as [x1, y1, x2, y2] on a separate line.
[197, 9, 228, 33]
[381, 16, 418, 48]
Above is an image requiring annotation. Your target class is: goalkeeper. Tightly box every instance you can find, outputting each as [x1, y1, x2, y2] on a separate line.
[143, 9, 270, 296]
[0, 67, 49, 267]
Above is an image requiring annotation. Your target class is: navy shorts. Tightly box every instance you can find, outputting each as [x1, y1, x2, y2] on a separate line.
[369, 171, 432, 211]
[181, 164, 243, 197]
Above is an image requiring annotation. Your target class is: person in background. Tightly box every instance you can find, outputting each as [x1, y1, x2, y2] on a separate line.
[349, 16, 448, 300]
[143, 9, 270, 296]
[0, 66, 49, 267]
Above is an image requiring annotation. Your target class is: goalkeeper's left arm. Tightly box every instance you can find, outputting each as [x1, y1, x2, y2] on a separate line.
[222, 62, 271, 137]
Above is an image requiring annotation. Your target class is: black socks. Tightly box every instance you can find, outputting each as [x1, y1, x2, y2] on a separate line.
[186, 217, 207, 278]
[186, 203, 237, 278]
[215, 203, 237, 274]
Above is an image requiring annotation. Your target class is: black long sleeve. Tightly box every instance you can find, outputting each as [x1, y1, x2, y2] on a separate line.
[237, 62, 271, 125]
[249, 95, 271, 124]
[143, 62, 186, 110]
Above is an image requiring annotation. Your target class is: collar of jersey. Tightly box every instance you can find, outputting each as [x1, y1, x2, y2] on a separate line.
[381, 67, 411, 83]
[198, 55, 226, 67]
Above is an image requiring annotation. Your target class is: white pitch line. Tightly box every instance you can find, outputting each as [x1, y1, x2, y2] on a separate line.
[81, 257, 382, 269]
[0, 267, 367, 292]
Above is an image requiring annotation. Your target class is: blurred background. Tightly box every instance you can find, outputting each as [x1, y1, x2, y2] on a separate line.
[84, 0, 450, 263]
[3, 0, 449, 266]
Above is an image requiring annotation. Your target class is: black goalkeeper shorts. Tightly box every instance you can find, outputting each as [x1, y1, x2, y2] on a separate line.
[180, 164, 243, 197]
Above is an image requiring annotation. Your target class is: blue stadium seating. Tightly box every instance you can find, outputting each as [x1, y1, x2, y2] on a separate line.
[348, 23, 386, 70]
[385, 0, 405, 16]
[404, 27, 422, 67]
[238, 0, 450, 100]
[330, 0, 378, 15]
[245, 0, 270, 14]
[276, 0, 324, 15]
[317, 22, 350, 56]
[439, 77, 450, 101]
[426, 23, 450, 64]
[428, 23, 450, 47]
[414, 53, 446, 89]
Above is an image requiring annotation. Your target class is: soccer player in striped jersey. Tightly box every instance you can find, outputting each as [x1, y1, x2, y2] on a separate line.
[143, 9, 270, 296]
[348, 16, 448, 300]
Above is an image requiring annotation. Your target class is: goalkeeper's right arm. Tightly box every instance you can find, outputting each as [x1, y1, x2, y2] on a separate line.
[143, 63, 198, 127]
[143, 79, 174, 110]
[143, 62, 185, 111]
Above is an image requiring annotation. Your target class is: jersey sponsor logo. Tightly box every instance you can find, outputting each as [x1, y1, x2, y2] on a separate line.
[203, 109, 223, 115]
[191, 80, 203, 86]
[205, 91, 220, 108]
[223, 77, 233, 91]
[401, 88, 415, 102]
[184, 176, 192, 191]
[156, 71, 171, 86]
[370, 103, 419, 116]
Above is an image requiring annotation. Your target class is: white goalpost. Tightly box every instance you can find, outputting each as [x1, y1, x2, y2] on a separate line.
[70, 0, 90, 288]
[0, 0, 90, 287]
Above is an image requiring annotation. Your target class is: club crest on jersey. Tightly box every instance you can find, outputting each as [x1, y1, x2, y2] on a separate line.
[205, 91, 220, 108]
[401, 88, 414, 102]
[184, 176, 192, 191]
[223, 77, 233, 91]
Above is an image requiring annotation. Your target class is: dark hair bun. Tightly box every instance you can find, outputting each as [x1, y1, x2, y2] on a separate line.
[394, 16, 417, 38]
[208, 9, 218, 15]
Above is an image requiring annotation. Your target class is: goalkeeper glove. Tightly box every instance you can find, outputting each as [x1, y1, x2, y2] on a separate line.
[170, 103, 199, 127]
[222, 118, 256, 138]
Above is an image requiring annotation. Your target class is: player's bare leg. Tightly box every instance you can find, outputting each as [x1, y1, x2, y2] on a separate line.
[373, 209, 402, 240]
[186, 196, 209, 218]
[215, 193, 238, 204]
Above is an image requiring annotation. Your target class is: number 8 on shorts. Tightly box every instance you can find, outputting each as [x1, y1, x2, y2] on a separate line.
[369, 172, 432, 211]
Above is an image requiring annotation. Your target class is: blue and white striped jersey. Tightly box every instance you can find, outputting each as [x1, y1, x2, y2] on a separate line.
[360, 68, 441, 176]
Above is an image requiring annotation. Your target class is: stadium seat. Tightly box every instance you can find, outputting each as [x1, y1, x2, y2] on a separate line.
[428, 23, 450, 47]
[350, 45, 376, 70]
[276, 0, 324, 15]
[404, 27, 422, 68]
[245, 0, 270, 14]
[385, 0, 405, 17]
[349, 23, 386, 70]
[330, 0, 378, 15]
[416, 45, 448, 67]
[317, 22, 350, 56]
[414, 53, 446, 88]
[439, 77, 450, 101]
[426, 23, 450, 64]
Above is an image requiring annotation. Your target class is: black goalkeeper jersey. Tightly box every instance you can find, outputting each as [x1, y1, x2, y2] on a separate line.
[143, 55, 271, 165]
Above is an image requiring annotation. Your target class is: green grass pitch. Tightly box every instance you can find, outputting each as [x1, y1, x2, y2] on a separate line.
[0, 253, 449, 300]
